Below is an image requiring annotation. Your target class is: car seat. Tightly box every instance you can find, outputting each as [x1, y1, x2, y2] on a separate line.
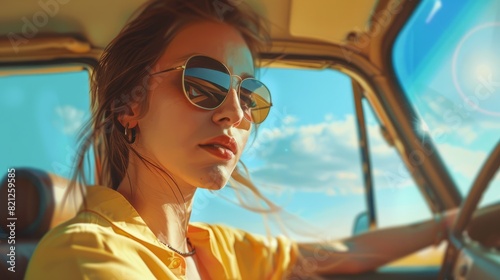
[0, 168, 81, 279]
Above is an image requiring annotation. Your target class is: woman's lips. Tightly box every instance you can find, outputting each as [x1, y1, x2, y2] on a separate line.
[199, 144, 235, 160]
[199, 135, 238, 160]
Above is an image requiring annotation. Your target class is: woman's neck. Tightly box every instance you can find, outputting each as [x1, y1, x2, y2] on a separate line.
[116, 156, 197, 252]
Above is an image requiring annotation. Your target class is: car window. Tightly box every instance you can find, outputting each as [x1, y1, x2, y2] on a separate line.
[392, 0, 500, 202]
[0, 69, 92, 179]
[362, 99, 444, 267]
[362, 100, 432, 228]
[479, 171, 500, 209]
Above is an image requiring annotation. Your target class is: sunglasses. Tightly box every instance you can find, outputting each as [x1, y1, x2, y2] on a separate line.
[152, 55, 272, 124]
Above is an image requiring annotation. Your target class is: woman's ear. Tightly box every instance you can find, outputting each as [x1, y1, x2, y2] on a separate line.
[118, 102, 141, 128]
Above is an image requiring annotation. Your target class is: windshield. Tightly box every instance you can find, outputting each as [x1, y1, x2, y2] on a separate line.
[392, 0, 500, 203]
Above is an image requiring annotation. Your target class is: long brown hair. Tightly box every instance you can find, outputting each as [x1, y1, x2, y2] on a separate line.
[69, 0, 270, 201]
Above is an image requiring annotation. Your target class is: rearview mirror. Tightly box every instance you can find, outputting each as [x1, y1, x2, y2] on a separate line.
[352, 211, 370, 235]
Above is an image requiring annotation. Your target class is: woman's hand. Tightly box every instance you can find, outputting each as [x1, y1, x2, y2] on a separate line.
[443, 208, 460, 229]
[434, 207, 460, 245]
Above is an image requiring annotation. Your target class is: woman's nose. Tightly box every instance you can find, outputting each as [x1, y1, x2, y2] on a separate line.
[212, 87, 245, 127]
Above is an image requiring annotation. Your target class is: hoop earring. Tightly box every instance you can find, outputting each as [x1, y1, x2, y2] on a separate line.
[124, 123, 136, 144]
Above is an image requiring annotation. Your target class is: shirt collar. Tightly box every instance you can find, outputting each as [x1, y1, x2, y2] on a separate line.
[81, 186, 211, 253]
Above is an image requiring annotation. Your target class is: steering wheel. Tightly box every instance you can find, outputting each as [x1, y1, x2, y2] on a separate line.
[437, 140, 500, 280]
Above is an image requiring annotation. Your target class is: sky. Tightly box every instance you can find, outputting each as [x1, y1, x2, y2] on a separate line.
[1, 0, 499, 243]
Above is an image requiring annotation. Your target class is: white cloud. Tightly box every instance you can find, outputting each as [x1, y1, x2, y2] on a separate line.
[282, 115, 297, 125]
[366, 125, 393, 157]
[421, 110, 479, 146]
[481, 120, 500, 130]
[54, 105, 85, 135]
[244, 115, 379, 196]
[336, 171, 357, 180]
[437, 143, 486, 179]
[416, 89, 500, 147]
[455, 126, 477, 144]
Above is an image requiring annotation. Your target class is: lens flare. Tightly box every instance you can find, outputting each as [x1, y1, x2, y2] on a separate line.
[452, 22, 500, 117]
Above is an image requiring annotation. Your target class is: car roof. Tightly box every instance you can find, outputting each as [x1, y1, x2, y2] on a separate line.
[0, 0, 377, 50]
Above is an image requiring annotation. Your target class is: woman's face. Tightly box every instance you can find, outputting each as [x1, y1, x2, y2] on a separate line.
[132, 21, 254, 190]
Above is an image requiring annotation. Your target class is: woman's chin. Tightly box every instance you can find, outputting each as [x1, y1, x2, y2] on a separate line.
[197, 181, 228, 191]
[194, 166, 234, 190]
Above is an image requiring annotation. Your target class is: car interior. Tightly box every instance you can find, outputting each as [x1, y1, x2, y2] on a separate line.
[1, 0, 499, 279]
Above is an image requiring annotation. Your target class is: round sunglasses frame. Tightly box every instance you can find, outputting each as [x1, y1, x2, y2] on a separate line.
[152, 54, 272, 124]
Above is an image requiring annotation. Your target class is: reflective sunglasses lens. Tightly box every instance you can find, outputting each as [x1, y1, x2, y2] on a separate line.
[240, 79, 272, 124]
[182, 56, 272, 124]
[183, 56, 230, 109]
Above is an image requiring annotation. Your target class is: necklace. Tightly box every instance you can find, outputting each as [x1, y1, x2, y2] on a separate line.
[159, 238, 196, 257]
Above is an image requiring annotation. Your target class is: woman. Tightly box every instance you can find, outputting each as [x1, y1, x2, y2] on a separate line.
[25, 0, 455, 279]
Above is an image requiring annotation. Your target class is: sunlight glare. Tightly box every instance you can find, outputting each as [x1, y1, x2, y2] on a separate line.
[425, 0, 442, 23]
[417, 119, 430, 135]
[475, 63, 492, 79]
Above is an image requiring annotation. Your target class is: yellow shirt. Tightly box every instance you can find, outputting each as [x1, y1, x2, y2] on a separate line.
[25, 186, 297, 280]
